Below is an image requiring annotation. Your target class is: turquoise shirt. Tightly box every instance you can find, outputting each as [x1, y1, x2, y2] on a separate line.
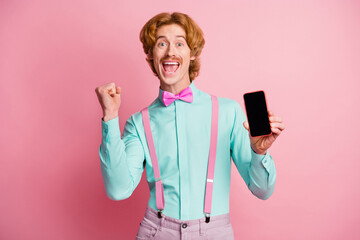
[99, 82, 276, 220]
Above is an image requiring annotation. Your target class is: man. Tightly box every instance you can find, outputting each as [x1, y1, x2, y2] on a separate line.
[95, 12, 285, 240]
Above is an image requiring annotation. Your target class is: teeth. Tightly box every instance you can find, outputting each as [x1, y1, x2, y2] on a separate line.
[163, 62, 179, 65]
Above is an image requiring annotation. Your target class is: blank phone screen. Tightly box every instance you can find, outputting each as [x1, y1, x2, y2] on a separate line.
[243, 91, 271, 137]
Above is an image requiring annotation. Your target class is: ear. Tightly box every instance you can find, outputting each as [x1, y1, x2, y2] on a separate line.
[147, 49, 153, 60]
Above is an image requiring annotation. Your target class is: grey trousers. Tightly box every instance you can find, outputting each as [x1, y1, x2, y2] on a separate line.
[136, 206, 234, 240]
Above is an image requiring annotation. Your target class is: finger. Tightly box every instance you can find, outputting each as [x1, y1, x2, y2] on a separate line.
[271, 127, 281, 135]
[269, 116, 283, 123]
[243, 121, 249, 131]
[108, 90, 115, 97]
[107, 82, 115, 88]
[270, 122, 285, 131]
[107, 86, 117, 97]
[104, 82, 115, 91]
[268, 110, 274, 116]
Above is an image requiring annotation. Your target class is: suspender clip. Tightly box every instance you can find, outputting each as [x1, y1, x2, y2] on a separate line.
[205, 213, 210, 223]
[157, 209, 163, 218]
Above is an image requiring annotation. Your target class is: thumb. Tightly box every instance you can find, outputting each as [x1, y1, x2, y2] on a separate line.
[243, 121, 249, 131]
[115, 86, 121, 95]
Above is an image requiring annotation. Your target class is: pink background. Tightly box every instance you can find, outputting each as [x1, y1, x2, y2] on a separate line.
[1, 0, 359, 239]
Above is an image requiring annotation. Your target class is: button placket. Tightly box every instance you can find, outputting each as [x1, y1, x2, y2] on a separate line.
[175, 100, 185, 219]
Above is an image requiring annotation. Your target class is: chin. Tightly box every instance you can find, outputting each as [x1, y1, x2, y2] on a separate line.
[159, 76, 180, 85]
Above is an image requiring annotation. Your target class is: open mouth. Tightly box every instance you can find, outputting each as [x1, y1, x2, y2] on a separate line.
[162, 61, 180, 73]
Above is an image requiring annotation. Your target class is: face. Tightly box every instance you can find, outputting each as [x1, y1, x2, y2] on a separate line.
[150, 24, 195, 92]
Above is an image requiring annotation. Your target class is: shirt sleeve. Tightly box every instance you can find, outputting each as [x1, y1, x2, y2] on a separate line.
[230, 101, 276, 200]
[99, 116, 145, 200]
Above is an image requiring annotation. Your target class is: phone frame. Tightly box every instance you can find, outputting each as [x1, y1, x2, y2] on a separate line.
[243, 90, 272, 137]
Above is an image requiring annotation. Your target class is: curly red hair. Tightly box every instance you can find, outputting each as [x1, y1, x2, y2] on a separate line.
[139, 12, 205, 82]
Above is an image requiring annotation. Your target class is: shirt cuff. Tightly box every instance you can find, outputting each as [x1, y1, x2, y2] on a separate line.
[101, 116, 121, 139]
[250, 149, 272, 169]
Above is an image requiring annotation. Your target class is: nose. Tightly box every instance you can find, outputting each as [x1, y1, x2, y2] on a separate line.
[167, 43, 176, 57]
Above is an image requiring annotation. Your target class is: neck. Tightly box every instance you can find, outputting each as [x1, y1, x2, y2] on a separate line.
[160, 79, 191, 95]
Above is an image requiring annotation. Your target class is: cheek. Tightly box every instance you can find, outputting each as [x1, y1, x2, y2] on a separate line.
[183, 54, 192, 65]
[153, 60, 161, 72]
[182, 49, 192, 63]
[152, 49, 160, 59]
[152, 53, 161, 66]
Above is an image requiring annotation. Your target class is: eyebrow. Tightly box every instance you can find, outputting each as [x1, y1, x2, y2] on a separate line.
[156, 35, 186, 41]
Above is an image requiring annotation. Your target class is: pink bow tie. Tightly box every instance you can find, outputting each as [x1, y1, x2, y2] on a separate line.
[162, 86, 193, 107]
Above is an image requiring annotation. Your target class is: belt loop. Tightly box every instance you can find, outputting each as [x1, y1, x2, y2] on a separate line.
[158, 214, 165, 231]
[199, 219, 205, 236]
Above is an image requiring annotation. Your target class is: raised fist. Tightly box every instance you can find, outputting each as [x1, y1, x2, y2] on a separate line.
[95, 82, 121, 122]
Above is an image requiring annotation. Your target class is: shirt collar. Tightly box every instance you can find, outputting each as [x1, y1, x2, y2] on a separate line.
[158, 81, 198, 106]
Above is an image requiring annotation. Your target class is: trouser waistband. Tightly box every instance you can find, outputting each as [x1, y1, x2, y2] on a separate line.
[144, 206, 231, 232]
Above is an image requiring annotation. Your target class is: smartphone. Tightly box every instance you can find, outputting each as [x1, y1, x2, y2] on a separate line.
[243, 91, 272, 137]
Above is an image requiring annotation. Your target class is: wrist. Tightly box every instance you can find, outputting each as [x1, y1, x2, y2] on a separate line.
[256, 151, 267, 155]
[251, 146, 267, 155]
[102, 114, 118, 122]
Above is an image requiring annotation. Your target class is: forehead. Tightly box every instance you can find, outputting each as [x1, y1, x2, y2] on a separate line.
[156, 24, 186, 39]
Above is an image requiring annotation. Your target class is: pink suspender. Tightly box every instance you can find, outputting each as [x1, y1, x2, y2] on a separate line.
[204, 95, 219, 222]
[142, 108, 165, 218]
[141, 95, 219, 223]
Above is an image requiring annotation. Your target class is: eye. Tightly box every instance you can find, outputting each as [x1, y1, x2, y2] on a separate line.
[158, 42, 166, 47]
[177, 42, 183, 47]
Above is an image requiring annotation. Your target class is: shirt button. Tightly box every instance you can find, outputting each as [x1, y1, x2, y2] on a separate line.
[182, 223, 188, 229]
